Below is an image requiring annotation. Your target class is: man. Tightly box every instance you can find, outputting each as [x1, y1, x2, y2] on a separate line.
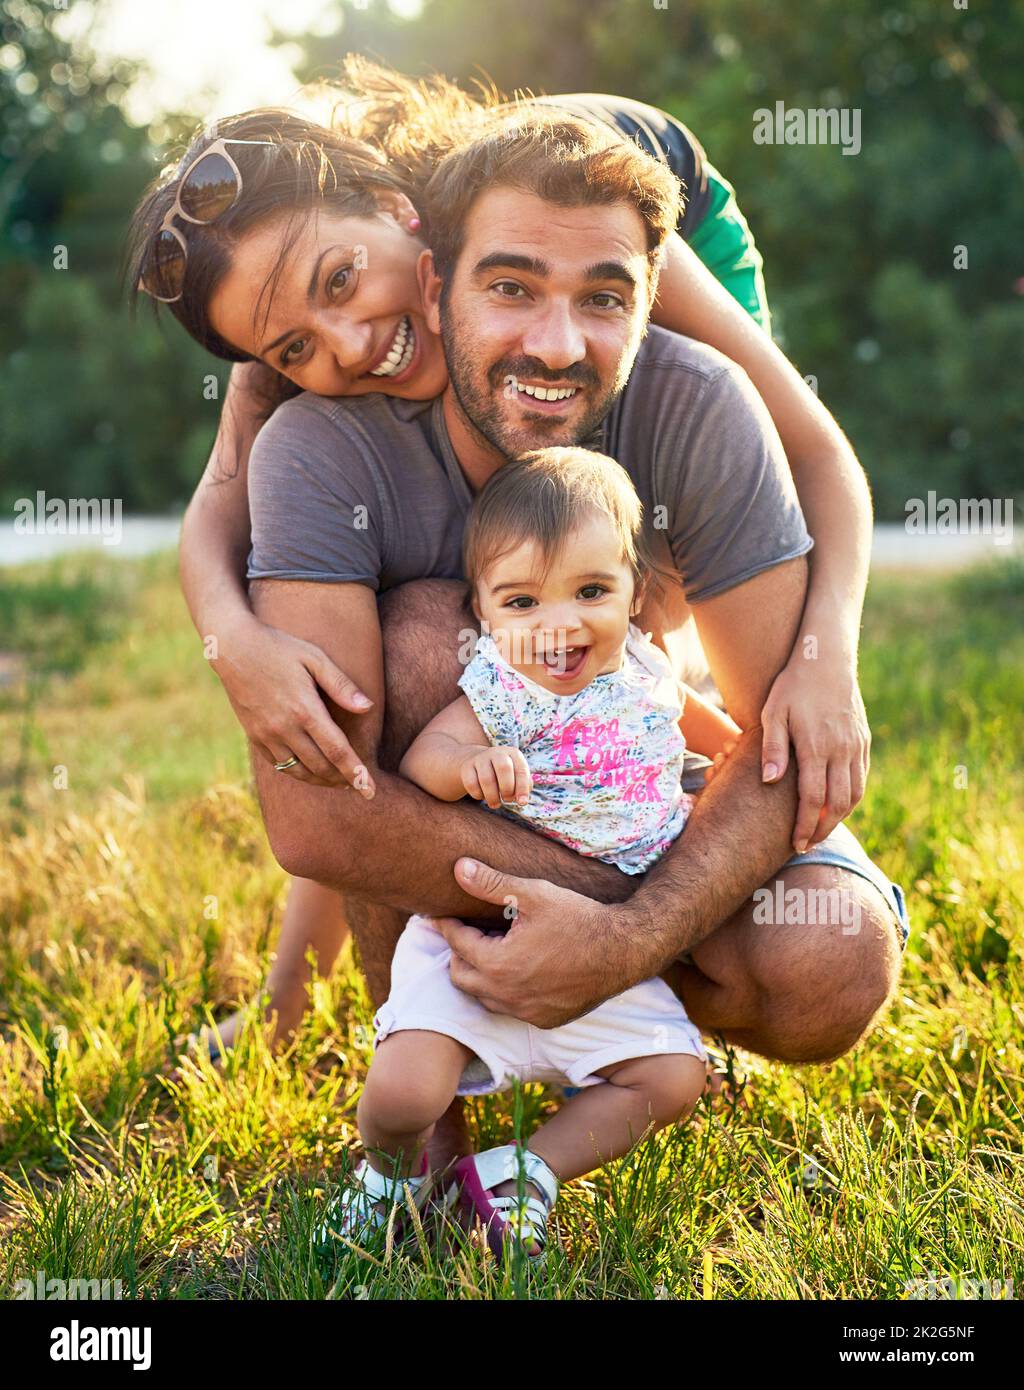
[240, 115, 907, 1108]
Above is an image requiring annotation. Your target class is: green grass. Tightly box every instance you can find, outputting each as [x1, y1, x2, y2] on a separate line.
[0, 551, 1022, 1299]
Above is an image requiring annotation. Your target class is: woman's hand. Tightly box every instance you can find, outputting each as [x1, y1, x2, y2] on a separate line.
[211, 613, 376, 794]
[759, 656, 871, 853]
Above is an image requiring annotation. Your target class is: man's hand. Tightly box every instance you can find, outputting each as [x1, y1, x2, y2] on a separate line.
[430, 857, 632, 1028]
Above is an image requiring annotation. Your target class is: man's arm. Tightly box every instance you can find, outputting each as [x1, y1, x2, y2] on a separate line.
[250, 578, 633, 916]
[609, 554, 809, 961]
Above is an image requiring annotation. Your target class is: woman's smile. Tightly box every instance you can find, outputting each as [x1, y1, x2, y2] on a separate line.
[365, 314, 418, 381]
[207, 212, 449, 401]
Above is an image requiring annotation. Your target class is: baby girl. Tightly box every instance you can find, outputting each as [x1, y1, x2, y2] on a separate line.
[322, 446, 740, 1259]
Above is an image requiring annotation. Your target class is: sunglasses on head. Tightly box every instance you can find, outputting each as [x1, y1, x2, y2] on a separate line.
[138, 138, 277, 303]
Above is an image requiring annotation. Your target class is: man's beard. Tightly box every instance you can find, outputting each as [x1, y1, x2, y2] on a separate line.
[440, 308, 631, 459]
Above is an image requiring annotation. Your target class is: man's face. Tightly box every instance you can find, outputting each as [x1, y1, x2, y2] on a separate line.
[424, 187, 653, 459]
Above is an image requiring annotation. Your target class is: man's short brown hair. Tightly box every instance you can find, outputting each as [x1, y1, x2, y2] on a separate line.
[422, 112, 682, 287]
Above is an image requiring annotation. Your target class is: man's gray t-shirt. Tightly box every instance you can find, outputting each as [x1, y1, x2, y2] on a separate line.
[247, 327, 812, 610]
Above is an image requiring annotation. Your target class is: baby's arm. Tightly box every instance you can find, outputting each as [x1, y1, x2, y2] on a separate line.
[679, 684, 742, 761]
[399, 695, 532, 809]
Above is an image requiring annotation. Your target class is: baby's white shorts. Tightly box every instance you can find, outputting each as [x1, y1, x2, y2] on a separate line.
[373, 915, 707, 1096]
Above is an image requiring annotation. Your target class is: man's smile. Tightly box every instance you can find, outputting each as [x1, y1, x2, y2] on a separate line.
[490, 361, 598, 424]
[507, 378, 582, 414]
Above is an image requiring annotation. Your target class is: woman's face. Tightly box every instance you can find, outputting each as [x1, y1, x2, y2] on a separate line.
[207, 204, 449, 399]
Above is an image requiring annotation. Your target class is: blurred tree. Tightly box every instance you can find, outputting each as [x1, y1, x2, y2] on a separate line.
[0, 0, 226, 512]
[1, 0, 1021, 517]
[294, 0, 1024, 514]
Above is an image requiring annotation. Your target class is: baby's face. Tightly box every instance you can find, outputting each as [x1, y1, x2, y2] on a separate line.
[473, 511, 639, 696]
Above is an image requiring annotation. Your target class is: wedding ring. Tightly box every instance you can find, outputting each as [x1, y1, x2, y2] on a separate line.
[273, 755, 300, 772]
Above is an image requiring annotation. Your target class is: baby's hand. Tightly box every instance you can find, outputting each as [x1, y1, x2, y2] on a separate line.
[461, 746, 532, 809]
[703, 738, 739, 786]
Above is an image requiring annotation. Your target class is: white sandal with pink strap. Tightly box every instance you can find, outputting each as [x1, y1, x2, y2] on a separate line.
[450, 1144, 559, 1259]
[315, 1155, 430, 1251]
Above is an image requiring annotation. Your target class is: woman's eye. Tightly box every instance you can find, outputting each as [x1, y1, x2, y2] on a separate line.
[328, 265, 354, 297]
[578, 584, 607, 600]
[281, 337, 309, 365]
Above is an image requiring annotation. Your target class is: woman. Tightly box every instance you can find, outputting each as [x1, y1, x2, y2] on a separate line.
[128, 58, 871, 1057]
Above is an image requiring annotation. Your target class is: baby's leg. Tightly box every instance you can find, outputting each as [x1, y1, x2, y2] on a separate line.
[522, 1053, 707, 1185]
[358, 1030, 475, 1177]
[482, 1054, 704, 1256]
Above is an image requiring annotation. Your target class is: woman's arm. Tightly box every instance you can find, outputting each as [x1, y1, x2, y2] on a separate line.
[653, 233, 872, 656]
[179, 361, 375, 787]
[653, 233, 873, 850]
[178, 361, 263, 638]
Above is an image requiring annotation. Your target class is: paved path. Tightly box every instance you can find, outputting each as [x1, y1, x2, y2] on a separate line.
[0, 519, 1019, 570]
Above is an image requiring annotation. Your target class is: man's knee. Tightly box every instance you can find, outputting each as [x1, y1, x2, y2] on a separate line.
[378, 579, 475, 769]
[741, 866, 902, 1064]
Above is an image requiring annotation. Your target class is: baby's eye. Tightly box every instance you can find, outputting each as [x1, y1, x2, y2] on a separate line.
[505, 595, 537, 610]
[577, 584, 607, 600]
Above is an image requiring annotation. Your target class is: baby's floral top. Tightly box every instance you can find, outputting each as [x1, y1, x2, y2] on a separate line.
[458, 624, 692, 874]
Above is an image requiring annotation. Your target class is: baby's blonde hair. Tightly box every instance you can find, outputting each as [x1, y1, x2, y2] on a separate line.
[462, 448, 654, 594]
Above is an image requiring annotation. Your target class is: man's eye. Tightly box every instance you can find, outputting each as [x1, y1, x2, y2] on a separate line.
[493, 281, 527, 299]
[506, 596, 536, 610]
[589, 293, 624, 309]
[578, 584, 607, 600]
[281, 337, 309, 365]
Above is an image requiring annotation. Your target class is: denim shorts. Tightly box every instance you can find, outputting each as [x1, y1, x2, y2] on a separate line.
[681, 757, 910, 950]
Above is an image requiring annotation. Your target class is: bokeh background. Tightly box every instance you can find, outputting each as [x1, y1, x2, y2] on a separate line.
[1, 0, 1022, 520]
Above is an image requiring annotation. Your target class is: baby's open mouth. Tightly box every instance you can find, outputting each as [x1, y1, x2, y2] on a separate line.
[368, 315, 415, 377]
[542, 645, 589, 678]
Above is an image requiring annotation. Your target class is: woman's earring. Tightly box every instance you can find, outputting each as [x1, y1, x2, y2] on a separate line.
[408, 216, 421, 232]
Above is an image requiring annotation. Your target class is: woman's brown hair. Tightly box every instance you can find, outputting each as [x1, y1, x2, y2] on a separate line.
[124, 57, 506, 362]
